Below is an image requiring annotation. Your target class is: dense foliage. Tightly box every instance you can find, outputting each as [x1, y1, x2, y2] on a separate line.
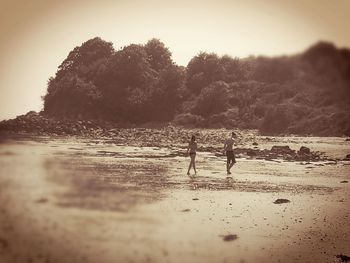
[43, 38, 350, 135]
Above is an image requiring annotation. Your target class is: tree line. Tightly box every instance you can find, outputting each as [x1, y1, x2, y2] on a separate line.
[43, 37, 350, 135]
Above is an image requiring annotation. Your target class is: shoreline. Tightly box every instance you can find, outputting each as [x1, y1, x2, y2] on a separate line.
[0, 135, 349, 263]
[1, 111, 350, 138]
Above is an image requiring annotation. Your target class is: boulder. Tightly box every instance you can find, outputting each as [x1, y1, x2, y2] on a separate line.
[246, 149, 257, 157]
[344, 154, 350, 161]
[273, 198, 290, 204]
[222, 234, 238, 241]
[298, 146, 311, 155]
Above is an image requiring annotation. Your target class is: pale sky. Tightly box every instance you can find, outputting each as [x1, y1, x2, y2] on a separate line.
[1, 0, 350, 120]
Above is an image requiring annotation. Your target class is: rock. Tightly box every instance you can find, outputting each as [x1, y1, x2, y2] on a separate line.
[298, 146, 311, 155]
[336, 254, 350, 262]
[346, 139, 350, 141]
[192, 198, 199, 201]
[36, 198, 48, 203]
[273, 199, 290, 204]
[340, 181, 348, 183]
[221, 234, 238, 241]
[271, 146, 295, 154]
[344, 154, 350, 161]
[246, 149, 257, 157]
[252, 142, 258, 146]
[181, 209, 191, 212]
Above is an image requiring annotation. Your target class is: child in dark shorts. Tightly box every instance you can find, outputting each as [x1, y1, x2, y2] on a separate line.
[226, 150, 236, 164]
[224, 132, 237, 175]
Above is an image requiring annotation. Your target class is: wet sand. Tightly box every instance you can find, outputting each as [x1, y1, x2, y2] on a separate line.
[0, 135, 349, 263]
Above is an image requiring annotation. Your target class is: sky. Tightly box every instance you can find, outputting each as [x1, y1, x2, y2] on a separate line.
[0, 0, 350, 120]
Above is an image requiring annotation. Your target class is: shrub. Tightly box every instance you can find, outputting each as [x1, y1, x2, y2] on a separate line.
[260, 105, 292, 134]
[173, 113, 203, 127]
[192, 81, 229, 116]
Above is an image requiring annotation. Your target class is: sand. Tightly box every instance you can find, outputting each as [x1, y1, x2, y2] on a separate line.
[0, 135, 349, 263]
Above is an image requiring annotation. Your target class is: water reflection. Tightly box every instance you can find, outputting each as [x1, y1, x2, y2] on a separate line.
[43, 156, 168, 212]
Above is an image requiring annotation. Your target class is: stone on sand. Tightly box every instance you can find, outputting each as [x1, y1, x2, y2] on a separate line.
[273, 199, 290, 204]
[221, 234, 238, 242]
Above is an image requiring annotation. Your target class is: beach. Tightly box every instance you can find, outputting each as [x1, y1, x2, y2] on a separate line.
[0, 132, 349, 263]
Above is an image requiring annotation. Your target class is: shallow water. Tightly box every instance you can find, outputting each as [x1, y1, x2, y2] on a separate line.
[0, 135, 349, 263]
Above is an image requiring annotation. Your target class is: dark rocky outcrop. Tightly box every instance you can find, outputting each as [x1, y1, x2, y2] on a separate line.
[0, 111, 118, 137]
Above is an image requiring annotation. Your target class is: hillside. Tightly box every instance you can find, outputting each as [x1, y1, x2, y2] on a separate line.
[2, 38, 350, 136]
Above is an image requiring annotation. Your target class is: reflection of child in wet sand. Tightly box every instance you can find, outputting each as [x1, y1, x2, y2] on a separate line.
[187, 135, 197, 175]
[224, 132, 237, 175]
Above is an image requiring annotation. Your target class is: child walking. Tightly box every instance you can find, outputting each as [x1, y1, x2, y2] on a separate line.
[187, 135, 197, 175]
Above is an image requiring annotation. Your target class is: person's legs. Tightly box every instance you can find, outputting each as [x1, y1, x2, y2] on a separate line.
[188, 154, 196, 175]
[226, 154, 231, 174]
[229, 161, 234, 170]
[227, 152, 234, 174]
[192, 154, 197, 174]
[227, 152, 236, 174]
[187, 157, 192, 175]
[227, 163, 233, 174]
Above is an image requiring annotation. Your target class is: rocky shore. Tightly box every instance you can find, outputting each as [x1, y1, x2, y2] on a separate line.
[1, 111, 348, 162]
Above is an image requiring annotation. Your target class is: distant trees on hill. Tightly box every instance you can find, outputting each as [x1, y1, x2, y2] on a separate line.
[43, 38, 350, 135]
[44, 37, 184, 123]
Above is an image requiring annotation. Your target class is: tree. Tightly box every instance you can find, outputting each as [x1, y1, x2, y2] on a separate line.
[44, 73, 101, 118]
[144, 39, 173, 72]
[220, 55, 244, 83]
[186, 52, 222, 93]
[193, 81, 229, 116]
[56, 37, 114, 81]
[150, 65, 186, 120]
[252, 56, 295, 84]
[98, 44, 157, 122]
[41, 37, 350, 136]
[302, 41, 337, 64]
[44, 37, 114, 118]
[260, 105, 292, 134]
